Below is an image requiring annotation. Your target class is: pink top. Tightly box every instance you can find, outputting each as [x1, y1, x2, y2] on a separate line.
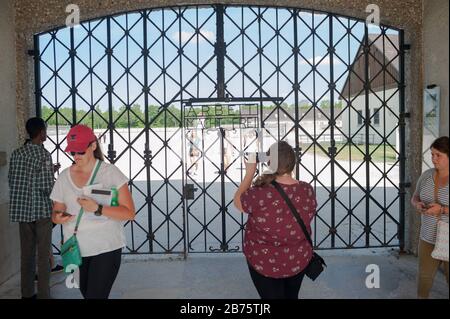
[240, 181, 317, 278]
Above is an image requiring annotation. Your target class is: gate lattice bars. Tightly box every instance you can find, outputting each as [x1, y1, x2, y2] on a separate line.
[33, 5, 406, 254]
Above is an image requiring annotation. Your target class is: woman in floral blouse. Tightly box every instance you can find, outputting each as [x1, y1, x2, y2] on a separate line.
[234, 141, 317, 299]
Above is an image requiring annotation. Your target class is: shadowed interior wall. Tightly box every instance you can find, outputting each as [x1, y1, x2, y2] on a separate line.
[423, 0, 449, 136]
[0, 0, 20, 285]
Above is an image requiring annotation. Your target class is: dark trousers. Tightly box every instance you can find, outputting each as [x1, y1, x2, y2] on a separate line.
[79, 248, 122, 299]
[19, 218, 52, 299]
[248, 263, 306, 299]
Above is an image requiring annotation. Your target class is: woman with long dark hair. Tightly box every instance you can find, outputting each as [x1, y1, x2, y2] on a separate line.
[50, 124, 135, 299]
[234, 141, 317, 299]
[411, 136, 449, 298]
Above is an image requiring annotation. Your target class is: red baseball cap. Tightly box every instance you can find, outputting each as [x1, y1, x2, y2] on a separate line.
[64, 124, 97, 153]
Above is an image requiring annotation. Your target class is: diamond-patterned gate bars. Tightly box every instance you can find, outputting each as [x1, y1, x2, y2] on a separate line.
[34, 5, 407, 254]
[183, 98, 281, 252]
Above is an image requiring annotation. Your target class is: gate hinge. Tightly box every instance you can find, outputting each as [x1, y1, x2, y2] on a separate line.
[400, 182, 411, 188]
[27, 49, 38, 57]
[399, 113, 410, 124]
[401, 43, 411, 51]
[400, 112, 410, 119]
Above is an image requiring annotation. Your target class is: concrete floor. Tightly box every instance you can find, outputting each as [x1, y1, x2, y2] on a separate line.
[0, 248, 448, 299]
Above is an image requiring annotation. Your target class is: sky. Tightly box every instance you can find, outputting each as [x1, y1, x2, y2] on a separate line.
[37, 6, 400, 116]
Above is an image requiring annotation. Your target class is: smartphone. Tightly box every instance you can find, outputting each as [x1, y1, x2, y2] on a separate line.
[245, 152, 258, 163]
[56, 211, 72, 217]
[245, 152, 268, 163]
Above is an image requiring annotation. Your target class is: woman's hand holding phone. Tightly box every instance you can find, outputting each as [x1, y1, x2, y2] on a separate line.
[53, 210, 75, 224]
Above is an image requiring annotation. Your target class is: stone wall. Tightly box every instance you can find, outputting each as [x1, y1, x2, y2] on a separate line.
[0, 0, 20, 285]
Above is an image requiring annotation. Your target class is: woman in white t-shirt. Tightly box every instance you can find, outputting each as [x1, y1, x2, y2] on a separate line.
[51, 125, 135, 299]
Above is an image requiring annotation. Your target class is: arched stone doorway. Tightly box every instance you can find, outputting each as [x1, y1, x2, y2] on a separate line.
[31, 4, 409, 255]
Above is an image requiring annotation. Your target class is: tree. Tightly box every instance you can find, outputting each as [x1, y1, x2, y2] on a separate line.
[92, 105, 107, 129]
[41, 106, 54, 124]
[334, 100, 343, 110]
[320, 100, 330, 109]
[129, 104, 145, 128]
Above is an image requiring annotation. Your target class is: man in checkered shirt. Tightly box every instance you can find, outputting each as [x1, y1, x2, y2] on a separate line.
[8, 117, 55, 299]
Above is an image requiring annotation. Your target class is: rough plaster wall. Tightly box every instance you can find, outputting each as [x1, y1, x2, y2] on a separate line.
[12, 0, 425, 253]
[423, 0, 449, 137]
[406, 0, 450, 256]
[0, 0, 20, 285]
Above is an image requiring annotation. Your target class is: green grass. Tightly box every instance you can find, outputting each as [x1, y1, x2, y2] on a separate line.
[300, 142, 398, 163]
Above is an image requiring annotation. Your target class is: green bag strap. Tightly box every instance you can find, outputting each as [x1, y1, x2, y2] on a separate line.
[73, 160, 102, 236]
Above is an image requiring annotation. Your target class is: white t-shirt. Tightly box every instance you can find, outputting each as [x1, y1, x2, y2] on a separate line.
[50, 160, 129, 257]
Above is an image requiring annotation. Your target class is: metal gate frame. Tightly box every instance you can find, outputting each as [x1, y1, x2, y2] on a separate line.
[33, 4, 407, 254]
[182, 97, 281, 253]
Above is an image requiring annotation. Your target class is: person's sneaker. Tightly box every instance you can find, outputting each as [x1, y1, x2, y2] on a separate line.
[51, 264, 64, 274]
[34, 265, 64, 281]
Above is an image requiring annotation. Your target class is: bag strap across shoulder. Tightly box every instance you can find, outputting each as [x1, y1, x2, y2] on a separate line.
[433, 171, 445, 220]
[271, 180, 314, 248]
[433, 171, 439, 205]
[73, 160, 102, 235]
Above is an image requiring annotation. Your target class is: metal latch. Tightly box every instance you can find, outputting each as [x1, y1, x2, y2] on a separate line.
[184, 184, 198, 200]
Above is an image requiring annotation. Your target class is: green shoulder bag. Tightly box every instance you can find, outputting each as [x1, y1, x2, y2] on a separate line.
[61, 160, 102, 273]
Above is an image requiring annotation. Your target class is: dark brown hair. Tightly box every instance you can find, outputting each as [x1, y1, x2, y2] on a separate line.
[92, 139, 105, 161]
[253, 141, 296, 187]
[430, 136, 449, 157]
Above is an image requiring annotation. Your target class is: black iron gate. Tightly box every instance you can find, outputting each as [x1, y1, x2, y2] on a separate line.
[182, 97, 282, 252]
[34, 4, 407, 254]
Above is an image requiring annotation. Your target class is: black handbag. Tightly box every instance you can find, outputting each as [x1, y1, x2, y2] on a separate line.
[271, 181, 326, 281]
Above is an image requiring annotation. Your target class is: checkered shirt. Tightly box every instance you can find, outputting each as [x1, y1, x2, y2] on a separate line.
[8, 142, 54, 222]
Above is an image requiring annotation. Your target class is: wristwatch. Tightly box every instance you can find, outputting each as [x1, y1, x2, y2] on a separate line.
[94, 204, 103, 216]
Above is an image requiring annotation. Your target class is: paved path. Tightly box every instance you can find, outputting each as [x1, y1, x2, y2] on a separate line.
[0, 249, 448, 299]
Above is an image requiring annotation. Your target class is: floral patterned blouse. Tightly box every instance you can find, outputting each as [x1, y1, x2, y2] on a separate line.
[240, 181, 317, 278]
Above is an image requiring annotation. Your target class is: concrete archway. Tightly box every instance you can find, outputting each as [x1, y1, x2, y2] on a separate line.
[13, 0, 424, 254]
